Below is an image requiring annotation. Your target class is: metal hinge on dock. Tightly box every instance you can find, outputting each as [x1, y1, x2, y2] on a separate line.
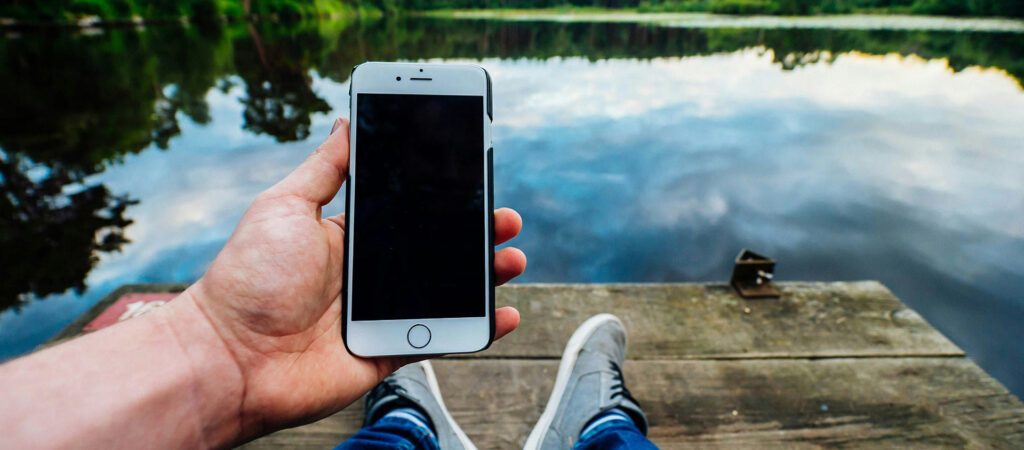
[730, 249, 780, 299]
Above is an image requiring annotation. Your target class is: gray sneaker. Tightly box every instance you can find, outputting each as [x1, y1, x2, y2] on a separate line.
[524, 314, 649, 450]
[364, 360, 476, 449]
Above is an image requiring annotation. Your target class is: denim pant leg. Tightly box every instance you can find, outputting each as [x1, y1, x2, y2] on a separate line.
[573, 419, 658, 450]
[334, 416, 440, 450]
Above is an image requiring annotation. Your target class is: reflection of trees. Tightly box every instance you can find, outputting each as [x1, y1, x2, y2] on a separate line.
[234, 23, 332, 142]
[0, 152, 137, 311]
[1, 17, 1022, 310]
[325, 19, 1023, 87]
[0, 24, 230, 311]
[0, 21, 339, 309]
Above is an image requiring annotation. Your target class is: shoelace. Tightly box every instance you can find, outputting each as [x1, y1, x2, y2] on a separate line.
[368, 377, 408, 404]
[608, 360, 640, 406]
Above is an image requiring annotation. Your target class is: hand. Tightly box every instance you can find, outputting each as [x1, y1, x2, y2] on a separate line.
[182, 118, 527, 439]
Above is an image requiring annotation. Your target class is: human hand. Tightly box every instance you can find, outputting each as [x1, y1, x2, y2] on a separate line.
[180, 118, 526, 440]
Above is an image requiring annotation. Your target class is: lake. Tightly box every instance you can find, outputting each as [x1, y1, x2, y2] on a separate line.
[1, 16, 1022, 397]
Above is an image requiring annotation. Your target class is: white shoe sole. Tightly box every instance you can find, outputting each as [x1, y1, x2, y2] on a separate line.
[523, 314, 624, 450]
[419, 360, 477, 450]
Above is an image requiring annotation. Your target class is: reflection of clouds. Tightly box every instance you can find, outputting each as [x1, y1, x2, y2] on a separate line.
[3, 53, 1024, 397]
[642, 190, 729, 229]
[84, 78, 351, 289]
[484, 54, 1024, 395]
[1, 82, 346, 359]
[90, 137, 320, 287]
[485, 55, 1024, 282]
[449, 11, 1024, 32]
[488, 51, 1023, 127]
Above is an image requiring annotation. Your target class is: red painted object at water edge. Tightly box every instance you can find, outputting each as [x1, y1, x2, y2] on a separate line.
[82, 293, 177, 332]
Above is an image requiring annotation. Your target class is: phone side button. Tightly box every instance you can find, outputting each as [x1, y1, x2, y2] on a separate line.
[407, 324, 431, 349]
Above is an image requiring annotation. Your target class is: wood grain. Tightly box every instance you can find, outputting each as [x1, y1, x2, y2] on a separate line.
[52, 282, 1013, 448]
[245, 358, 1024, 449]
[475, 282, 963, 359]
[50, 282, 961, 359]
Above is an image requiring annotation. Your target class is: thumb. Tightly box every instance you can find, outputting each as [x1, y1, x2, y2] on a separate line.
[265, 117, 350, 210]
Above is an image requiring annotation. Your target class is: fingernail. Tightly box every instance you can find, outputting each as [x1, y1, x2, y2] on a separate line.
[331, 118, 343, 135]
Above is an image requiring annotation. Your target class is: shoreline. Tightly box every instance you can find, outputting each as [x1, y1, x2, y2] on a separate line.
[0, 11, 380, 29]
[3, 9, 1024, 31]
[426, 9, 1024, 32]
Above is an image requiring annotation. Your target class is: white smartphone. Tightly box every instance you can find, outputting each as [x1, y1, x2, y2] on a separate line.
[342, 62, 495, 357]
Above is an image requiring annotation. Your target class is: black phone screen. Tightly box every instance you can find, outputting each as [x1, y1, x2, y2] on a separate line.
[350, 93, 486, 321]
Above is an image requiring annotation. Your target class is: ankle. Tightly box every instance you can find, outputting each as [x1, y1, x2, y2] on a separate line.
[375, 404, 436, 432]
[580, 408, 638, 440]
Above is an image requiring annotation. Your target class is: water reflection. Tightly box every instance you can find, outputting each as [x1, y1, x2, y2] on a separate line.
[1, 18, 1023, 397]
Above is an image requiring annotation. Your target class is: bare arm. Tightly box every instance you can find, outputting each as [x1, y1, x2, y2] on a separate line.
[0, 118, 527, 449]
[0, 293, 243, 448]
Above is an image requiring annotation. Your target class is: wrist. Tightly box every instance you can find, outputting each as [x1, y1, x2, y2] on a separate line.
[159, 287, 247, 448]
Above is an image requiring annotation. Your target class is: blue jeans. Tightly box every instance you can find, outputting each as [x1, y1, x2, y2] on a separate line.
[334, 415, 657, 449]
[334, 416, 440, 450]
[574, 416, 658, 450]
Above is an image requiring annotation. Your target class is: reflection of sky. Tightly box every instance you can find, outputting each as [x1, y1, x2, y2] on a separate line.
[3, 52, 1024, 397]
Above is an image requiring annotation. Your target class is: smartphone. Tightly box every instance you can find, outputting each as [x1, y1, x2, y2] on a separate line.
[342, 62, 494, 357]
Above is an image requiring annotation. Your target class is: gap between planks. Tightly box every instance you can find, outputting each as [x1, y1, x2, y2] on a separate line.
[446, 352, 966, 361]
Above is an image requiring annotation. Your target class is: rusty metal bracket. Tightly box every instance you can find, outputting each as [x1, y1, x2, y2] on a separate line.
[730, 249, 780, 299]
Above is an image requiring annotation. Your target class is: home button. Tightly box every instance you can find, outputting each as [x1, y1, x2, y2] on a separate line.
[407, 324, 431, 349]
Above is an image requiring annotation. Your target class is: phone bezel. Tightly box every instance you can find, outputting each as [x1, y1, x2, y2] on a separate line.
[343, 62, 494, 357]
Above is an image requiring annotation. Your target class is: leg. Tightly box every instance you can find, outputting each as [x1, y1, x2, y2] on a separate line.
[334, 412, 438, 450]
[573, 409, 657, 449]
[525, 314, 658, 450]
[336, 360, 475, 450]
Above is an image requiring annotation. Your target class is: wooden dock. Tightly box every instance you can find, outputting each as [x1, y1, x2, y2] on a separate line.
[50, 282, 1024, 448]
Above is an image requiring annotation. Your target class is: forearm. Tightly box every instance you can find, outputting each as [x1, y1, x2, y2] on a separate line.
[0, 289, 244, 449]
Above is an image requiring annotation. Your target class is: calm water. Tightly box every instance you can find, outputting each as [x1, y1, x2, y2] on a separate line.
[1, 18, 1023, 396]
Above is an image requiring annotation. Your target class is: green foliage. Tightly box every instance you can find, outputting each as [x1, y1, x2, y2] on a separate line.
[908, 0, 1024, 17]
[0, 0, 375, 21]
[640, 0, 786, 14]
[634, 0, 1008, 15]
[3, 0, 1024, 18]
[910, 0, 968, 15]
[710, 0, 777, 14]
[487, 0, 1024, 16]
[817, 0, 853, 13]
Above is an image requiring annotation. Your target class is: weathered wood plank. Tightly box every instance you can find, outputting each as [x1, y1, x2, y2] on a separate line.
[474, 282, 963, 359]
[41, 282, 1019, 448]
[54, 282, 961, 359]
[244, 358, 1024, 449]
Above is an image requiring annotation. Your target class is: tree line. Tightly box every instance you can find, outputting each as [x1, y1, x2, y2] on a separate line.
[2, 0, 1023, 20]
[633, 0, 1024, 17]
[0, 0, 383, 22]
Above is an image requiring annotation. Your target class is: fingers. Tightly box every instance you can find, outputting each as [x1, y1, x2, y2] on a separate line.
[265, 117, 350, 209]
[331, 118, 346, 134]
[493, 208, 525, 284]
[493, 306, 520, 340]
[494, 208, 522, 246]
[326, 212, 345, 230]
[495, 247, 527, 285]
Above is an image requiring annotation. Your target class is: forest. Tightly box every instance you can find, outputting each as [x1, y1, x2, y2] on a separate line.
[1, 0, 1022, 21]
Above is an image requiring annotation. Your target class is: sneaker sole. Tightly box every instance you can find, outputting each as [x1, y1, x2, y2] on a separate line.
[419, 360, 477, 450]
[522, 314, 624, 450]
